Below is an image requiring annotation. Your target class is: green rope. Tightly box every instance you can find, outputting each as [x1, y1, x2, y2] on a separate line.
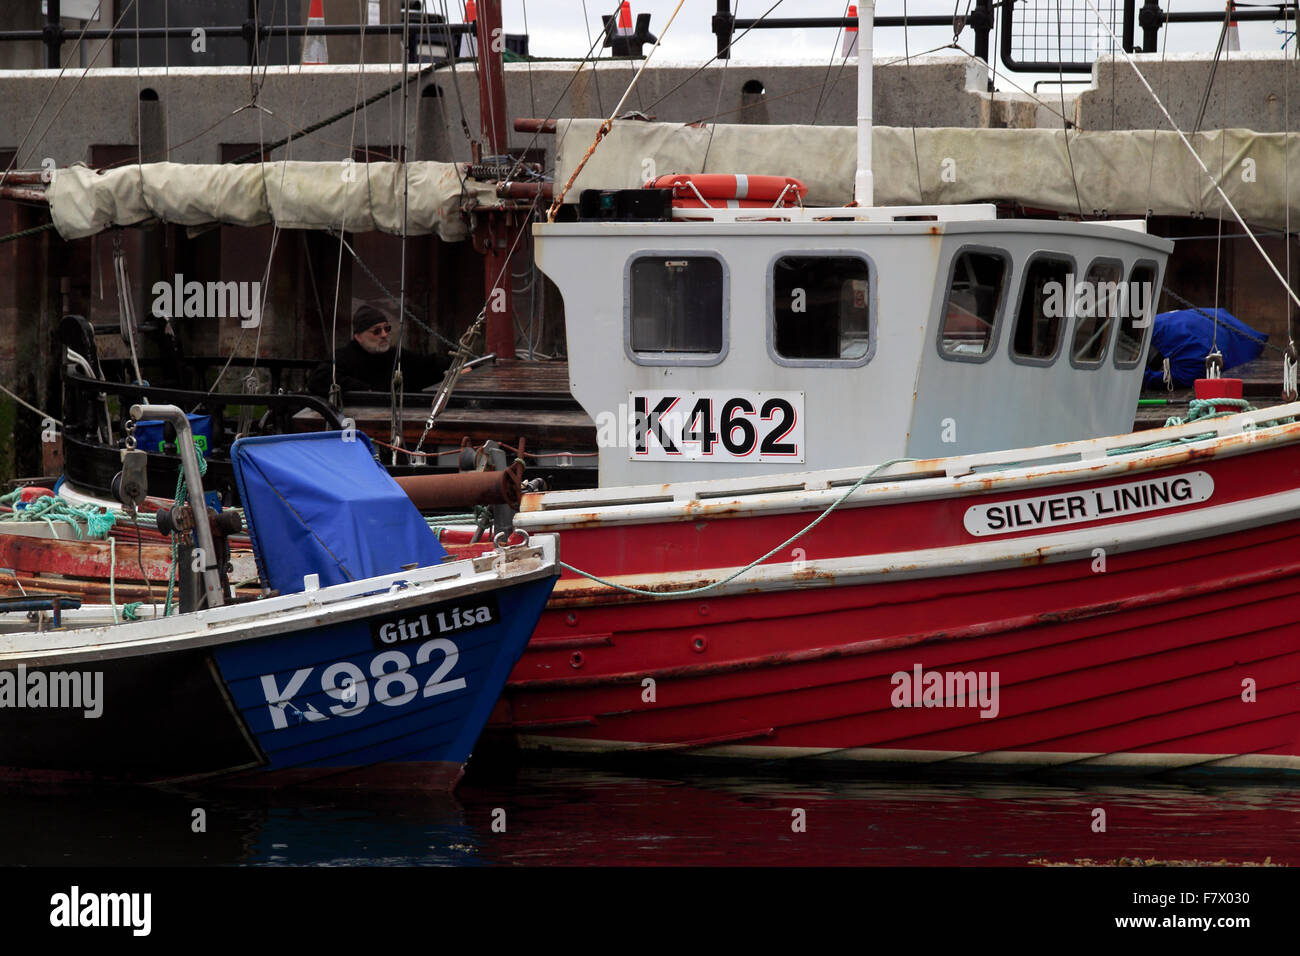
[0, 493, 116, 539]
[559, 459, 916, 599]
[1108, 398, 1297, 457]
[0, 221, 57, 245]
[164, 440, 208, 617]
[1162, 397, 1253, 427]
[121, 601, 144, 621]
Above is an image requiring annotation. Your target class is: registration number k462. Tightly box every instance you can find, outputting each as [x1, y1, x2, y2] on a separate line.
[630, 390, 804, 463]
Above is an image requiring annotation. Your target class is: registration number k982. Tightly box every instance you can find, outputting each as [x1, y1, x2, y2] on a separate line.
[630, 390, 804, 463]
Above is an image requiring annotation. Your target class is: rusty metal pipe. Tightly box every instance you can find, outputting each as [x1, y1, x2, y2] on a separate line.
[496, 181, 554, 200]
[0, 171, 51, 185]
[395, 468, 522, 510]
[132, 403, 224, 608]
[513, 118, 558, 134]
[0, 186, 49, 203]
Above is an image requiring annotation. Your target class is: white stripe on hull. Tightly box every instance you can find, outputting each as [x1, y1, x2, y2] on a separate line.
[515, 736, 1300, 774]
[546, 483, 1300, 603]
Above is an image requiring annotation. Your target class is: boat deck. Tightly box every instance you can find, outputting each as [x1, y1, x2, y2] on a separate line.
[292, 360, 596, 451]
[1134, 355, 1289, 429]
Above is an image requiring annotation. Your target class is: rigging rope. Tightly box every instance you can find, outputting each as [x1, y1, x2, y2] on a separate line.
[0, 379, 61, 425]
[1081, 0, 1300, 315]
[112, 234, 146, 388]
[549, 0, 690, 218]
[1056, 0, 1085, 218]
[559, 458, 914, 598]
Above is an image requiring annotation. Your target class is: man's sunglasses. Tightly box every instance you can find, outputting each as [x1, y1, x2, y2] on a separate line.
[365, 324, 393, 335]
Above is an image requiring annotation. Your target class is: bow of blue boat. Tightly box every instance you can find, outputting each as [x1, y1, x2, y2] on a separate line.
[0, 409, 558, 790]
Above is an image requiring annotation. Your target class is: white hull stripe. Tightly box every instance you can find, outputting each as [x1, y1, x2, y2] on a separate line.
[0, 538, 557, 667]
[550, 483, 1300, 601]
[515, 736, 1300, 773]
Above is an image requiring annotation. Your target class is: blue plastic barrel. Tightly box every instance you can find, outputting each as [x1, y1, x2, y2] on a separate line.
[133, 414, 213, 459]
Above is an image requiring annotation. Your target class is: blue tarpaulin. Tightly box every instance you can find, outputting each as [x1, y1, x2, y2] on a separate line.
[231, 432, 447, 595]
[1143, 308, 1267, 389]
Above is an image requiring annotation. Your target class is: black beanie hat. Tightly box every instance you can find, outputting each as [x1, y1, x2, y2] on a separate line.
[352, 305, 389, 336]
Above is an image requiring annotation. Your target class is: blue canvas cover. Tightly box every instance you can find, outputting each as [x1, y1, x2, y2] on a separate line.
[231, 432, 448, 595]
[1143, 308, 1267, 388]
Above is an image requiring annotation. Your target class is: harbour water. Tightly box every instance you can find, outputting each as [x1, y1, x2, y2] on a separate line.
[2, 762, 1297, 867]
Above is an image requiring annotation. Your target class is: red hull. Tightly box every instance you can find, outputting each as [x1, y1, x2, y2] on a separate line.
[499, 423, 1300, 775]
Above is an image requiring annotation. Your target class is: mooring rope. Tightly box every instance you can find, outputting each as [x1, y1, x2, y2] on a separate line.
[558, 458, 915, 598]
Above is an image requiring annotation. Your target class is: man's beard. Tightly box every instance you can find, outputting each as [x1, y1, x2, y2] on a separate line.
[358, 338, 391, 355]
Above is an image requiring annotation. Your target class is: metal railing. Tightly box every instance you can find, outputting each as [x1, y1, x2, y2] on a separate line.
[711, 1, 1298, 74]
[3, 1, 478, 68]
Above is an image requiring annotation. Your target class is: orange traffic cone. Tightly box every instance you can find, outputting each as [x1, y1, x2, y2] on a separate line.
[843, 4, 860, 58]
[617, 2, 634, 38]
[461, 0, 478, 57]
[302, 0, 328, 65]
[1226, 2, 1241, 51]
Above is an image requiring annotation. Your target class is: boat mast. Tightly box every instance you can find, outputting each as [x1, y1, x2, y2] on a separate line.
[855, 1, 874, 207]
[474, 0, 516, 361]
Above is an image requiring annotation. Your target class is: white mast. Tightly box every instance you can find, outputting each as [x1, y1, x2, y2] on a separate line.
[854, 1, 875, 207]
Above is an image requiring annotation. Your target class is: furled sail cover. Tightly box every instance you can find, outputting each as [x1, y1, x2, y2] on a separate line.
[231, 431, 448, 596]
[47, 161, 500, 241]
[553, 119, 1300, 230]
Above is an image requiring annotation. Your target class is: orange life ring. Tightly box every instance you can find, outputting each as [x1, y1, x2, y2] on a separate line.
[645, 174, 808, 205]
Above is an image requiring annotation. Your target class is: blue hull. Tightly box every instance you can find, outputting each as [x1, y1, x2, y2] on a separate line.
[210, 575, 555, 788]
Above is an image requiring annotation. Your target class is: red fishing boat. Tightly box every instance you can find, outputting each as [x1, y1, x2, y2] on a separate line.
[464, 2, 1300, 776]
[498, 411, 1300, 775]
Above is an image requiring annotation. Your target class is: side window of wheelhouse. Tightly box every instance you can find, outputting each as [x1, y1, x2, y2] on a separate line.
[1115, 262, 1158, 367]
[939, 250, 1007, 358]
[628, 256, 724, 355]
[771, 255, 871, 361]
[1070, 259, 1123, 365]
[1012, 256, 1073, 363]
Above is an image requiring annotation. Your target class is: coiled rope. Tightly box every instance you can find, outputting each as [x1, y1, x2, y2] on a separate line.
[0, 489, 116, 539]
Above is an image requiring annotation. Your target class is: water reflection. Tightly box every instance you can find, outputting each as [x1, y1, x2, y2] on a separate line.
[1, 767, 1296, 867]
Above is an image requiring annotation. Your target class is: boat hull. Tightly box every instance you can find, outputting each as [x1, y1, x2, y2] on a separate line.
[502, 417, 1300, 776]
[0, 552, 557, 790]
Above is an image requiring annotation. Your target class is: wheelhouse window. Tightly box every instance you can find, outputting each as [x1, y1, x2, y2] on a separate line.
[939, 250, 1007, 359]
[1012, 255, 1074, 363]
[770, 255, 871, 362]
[628, 255, 724, 356]
[1070, 259, 1123, 366]
[1115, 262, 1158, 367]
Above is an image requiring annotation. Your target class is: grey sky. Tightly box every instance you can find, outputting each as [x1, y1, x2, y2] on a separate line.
[485, 1, 1293, 64]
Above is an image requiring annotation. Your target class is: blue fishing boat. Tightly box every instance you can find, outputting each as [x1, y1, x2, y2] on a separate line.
[0, 406, 557, 790]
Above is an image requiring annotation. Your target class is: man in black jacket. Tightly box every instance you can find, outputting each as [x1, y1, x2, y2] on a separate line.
[308, 305, 453, 398]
